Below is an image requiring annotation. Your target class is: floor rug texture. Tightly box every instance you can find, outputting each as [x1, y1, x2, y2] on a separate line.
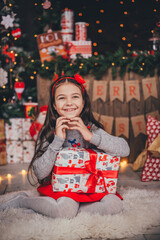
[0, 187, 160, 240]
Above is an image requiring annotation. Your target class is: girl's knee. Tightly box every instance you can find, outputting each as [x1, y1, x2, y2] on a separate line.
[101, 194, 123, 214]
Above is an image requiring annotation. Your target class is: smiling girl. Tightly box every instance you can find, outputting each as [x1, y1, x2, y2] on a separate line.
[0, 75, 130, 218]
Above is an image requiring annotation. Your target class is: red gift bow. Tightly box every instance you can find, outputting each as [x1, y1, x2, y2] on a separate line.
[53, 149, 118, 193]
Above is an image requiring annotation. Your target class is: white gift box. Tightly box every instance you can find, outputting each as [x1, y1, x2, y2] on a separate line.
[22, 118, 32, 140]
[23, 141, 35, 163]
[69, 41, 92, 59]
[6, 140, 23, 163]
[5, 118, 23, 141]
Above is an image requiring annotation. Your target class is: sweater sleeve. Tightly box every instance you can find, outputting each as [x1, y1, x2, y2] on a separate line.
[32, 135, 65, 180]
[90, 124, 130, 157]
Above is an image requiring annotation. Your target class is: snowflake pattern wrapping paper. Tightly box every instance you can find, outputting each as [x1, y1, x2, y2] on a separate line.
[52, 148, 120, 194]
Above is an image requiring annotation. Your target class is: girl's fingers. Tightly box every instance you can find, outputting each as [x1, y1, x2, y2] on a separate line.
[56, 118, 70, 128]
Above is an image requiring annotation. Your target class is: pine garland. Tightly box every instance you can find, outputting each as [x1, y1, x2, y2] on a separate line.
[23, 48, 160, 81]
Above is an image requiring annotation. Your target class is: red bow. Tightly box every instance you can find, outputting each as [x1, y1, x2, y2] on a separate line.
[74, 73, 85, 85]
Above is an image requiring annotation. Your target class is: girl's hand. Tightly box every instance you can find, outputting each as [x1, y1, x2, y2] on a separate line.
[68, 117, 93, 142]
[55, 117, 70, 139]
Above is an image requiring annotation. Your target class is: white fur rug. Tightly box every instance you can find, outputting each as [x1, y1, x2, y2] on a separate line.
[0, 187, 160, 240]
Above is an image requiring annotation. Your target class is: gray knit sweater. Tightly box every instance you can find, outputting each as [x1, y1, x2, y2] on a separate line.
[33, 123, 130, 180]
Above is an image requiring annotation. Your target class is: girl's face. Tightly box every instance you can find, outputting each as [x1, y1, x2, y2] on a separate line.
[54, 82, 84, 118]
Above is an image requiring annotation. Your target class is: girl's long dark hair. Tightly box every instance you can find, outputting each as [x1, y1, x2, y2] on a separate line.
[28, 76, 104, 185]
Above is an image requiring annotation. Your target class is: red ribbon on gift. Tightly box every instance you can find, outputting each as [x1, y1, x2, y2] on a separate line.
[53, 149, 118, 193]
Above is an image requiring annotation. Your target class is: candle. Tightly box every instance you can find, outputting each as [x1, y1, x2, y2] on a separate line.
[20, 169, 27, 184]
[7, 173, 12, 185]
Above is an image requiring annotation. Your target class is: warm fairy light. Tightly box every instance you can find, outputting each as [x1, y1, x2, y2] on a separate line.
[38, 18, 41, 20]
[122, 56, 126, 59]
[100, 9, 104, 13]
[70, 63, 72, 66]
[31, 59, 34, 62]
[35, 3, 37, 5]
[30, 76, 34, 80]
[96, 20, 100, 24]
[120, 1, 123, 4]
[80, 63, 84, 66]
[128, 43, 131, 47]
[120, 160, 128, 168]
[151, 30, 154, 33]
[93, 42, 97, 46]
[14, 62, 17, 65]
[34, 35, 37, 38]
[112, 62, 115, 66]
[2, 85, 6, 89]
[3, 98, 6, 102]
[132, 0, 135, 2]
[142, 62, 145, 65]
[94, 52, 98, 56]
[41, 64, 44, 67]
[122, 37, 126, 41]
[79, 66, 82, 69]
[34, 71, 37, 74]
[120, 24, 124, 27]
[41, 3, 43, 5]
[94, 62, 98, 66]
[154, 9, 157, 12]
[46, 66, 49, 69]
[78, 13, 83, 16]
[10, 69, 13, 72]
[86, 23, 89, 27]
[140, 67, 143, 71]
[7, 33, 10, 36]
[14, 37, 17, 40]
[124, 11, 128, 15]
[0, 176, 2, 184]
[15, 53, 18, 56]
[9, 3, 12, 6]
[98, 29, 102, 33]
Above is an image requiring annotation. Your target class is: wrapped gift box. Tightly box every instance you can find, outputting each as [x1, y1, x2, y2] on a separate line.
[0, 119, 7, 165]
[5, 118, 23, 140]
[23, 141, 35, 163]
[22, 118, 32, 140]
[69, 41, 92, 59]
[52, 148, 120, 194]
[6, 140, 23, 163]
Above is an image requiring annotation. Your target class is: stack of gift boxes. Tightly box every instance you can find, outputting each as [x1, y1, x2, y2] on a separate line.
[5, 118, 35, 164]
[61, 8, 92, 59]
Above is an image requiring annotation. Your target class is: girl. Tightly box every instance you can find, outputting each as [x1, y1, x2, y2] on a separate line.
[0, 74, 130, 218]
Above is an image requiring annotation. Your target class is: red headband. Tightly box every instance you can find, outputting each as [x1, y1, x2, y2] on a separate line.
[51, 73, 86, 97]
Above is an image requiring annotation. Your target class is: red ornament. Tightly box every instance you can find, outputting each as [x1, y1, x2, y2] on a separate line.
[14, 81, 25, 100]
[73, 144, 76, 147]
[11, 28, 21, 38]
[156, 21, 160, 27]
[77, 143, 80, 146]
[43, 0, 51, 9]
[2, 45, 15, 62]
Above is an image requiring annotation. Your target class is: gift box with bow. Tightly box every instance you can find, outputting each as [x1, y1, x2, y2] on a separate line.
[52, 148, 120, 194]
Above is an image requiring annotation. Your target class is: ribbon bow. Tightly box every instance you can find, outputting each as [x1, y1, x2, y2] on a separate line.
[84, 160, 108, 193]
